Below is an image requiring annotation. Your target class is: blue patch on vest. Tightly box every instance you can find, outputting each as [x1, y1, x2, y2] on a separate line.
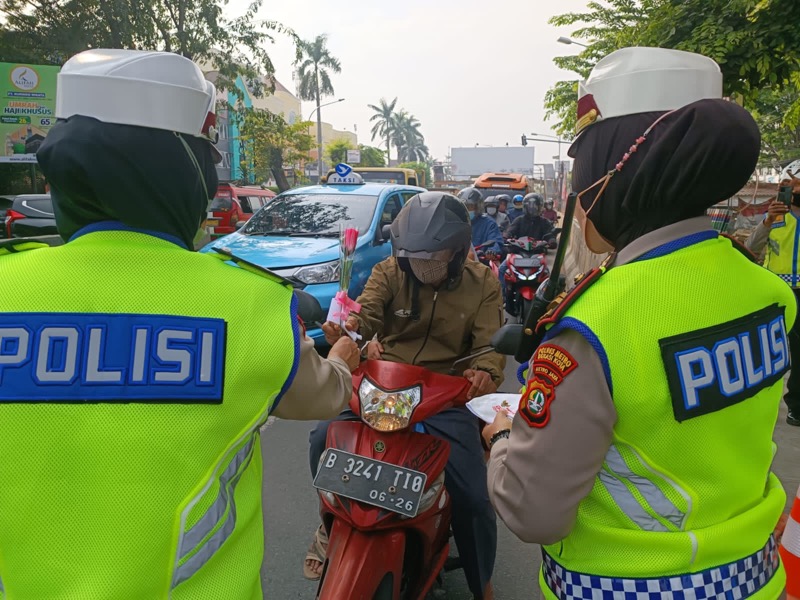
[660, 304, 789, 422]
[0, 313, 226, 403]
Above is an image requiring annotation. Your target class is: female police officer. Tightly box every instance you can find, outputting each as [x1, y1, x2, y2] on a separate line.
[484, 47, 794, 599]
[0, 49, 358, 599]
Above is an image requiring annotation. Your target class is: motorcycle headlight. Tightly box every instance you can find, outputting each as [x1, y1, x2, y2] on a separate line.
[358, 378, 422, 432]
[294, 260, 341, 285]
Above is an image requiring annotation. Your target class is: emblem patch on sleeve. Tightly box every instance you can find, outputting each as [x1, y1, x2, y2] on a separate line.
[519, 344, 578, 427]
[660, 304, 789, 422]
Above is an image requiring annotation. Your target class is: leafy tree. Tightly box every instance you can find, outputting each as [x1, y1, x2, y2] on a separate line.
[398, 162, 432, 188]
[0, 0, 292, 95]
[325, 138, 355, 166]
[368, 97, 398, 161]
[357, 145, 386, 167]
[546, 0, 800, 161]
[294, 33, 341, 171]
[392, 111, 428, 163]
[238, 107, 313, 192]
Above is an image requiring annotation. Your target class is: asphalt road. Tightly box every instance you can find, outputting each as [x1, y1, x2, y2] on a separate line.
[259, 347, 800, 600]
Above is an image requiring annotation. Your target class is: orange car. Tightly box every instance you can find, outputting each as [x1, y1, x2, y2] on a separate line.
[474, 172, 529, 199]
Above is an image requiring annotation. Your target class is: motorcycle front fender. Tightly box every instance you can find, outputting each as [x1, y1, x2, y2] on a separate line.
[317, 517, 405, 600]
[520, 286, 536, 300]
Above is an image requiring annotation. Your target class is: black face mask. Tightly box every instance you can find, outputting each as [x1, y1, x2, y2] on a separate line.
[37, 115, 218, 248]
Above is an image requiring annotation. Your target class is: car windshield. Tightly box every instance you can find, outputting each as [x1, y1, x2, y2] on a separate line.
[356, 171, 407, 184]
[243, 193, 378, 236]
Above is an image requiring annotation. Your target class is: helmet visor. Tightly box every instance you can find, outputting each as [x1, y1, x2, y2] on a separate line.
[394, 247, 456, 262]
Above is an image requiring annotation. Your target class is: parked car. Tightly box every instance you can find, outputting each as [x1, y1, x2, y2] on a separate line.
[4, 194, 57, 238]
[206, 184, 276, 238]
[201, 178, 425, 345]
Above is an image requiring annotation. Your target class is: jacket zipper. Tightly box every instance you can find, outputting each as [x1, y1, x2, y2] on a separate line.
[411, 290, 438, 366]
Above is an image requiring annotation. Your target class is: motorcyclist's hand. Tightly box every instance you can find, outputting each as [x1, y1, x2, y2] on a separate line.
[328, 336, 360, 372]
[364, 340, 384, 360]
[482, 411, 513, 448]
[765, 200, 790, 226]
[464, 369, 496, 400]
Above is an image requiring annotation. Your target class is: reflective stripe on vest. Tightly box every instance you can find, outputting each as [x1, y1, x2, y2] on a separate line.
[598, 445, 688, 532]
[543, 535, 779, 600]
[765, 213, 800, 287]
[171, 433, 257, 589]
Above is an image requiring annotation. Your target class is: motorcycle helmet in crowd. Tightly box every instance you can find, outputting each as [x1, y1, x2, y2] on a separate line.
[484, 196, 499, 216]
[457, 186, 483, 220]
[512, 194, 524, 208]
[523, 193, 544, 217]
[494, 194, 512, 213]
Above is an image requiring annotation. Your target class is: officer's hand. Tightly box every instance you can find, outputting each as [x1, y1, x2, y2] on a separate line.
[322, 321, 344, 345]
[482, 411, 513, 448]
[464, 369, 496, 400]
[322, 317, 359, 345]
[765, 200, 790, 226]
[328, 336, 360, 372]
[364, 340, 384, 360]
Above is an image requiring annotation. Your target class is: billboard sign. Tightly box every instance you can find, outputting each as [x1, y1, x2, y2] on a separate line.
[450, 146, 535, 177]
[346, 149, 361, 164]
[0, 62, 60, 163]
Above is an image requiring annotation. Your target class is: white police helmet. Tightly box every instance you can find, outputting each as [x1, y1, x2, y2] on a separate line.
[56, 49, 221, 162]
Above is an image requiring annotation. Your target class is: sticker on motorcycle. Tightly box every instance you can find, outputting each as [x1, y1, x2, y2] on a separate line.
[518, 344, 578, 427]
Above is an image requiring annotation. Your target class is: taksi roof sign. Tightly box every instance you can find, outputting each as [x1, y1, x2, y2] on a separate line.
[327, 163, 364, 185]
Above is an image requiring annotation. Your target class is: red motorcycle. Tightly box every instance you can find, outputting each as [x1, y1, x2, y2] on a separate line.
[503, 236, 550, 323]
[313, 359, 472, 600]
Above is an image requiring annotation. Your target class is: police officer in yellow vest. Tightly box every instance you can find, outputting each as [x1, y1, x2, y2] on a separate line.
[0, 49, 360, 599]
[483, 47, 794, 599]
[746, 172, 800, 426]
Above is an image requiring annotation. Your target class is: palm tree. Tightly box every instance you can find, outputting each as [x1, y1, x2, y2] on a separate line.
[368, 97, 398, 162]
[294, 34, 342, 180]
[392, 111, 428, 162]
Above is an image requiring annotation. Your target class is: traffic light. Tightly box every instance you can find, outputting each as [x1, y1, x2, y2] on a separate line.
[521, 134, 528, 147]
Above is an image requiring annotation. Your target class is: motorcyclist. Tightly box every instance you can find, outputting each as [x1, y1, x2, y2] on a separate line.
[507, 194, 525, 222]
[542, 198, 559, 224]
[458, 186, 504, 255]
[485, 195, 511, 234]
[499, 194, 557, 298]
[507, 194, 557, 243]
[305, 192, 505, 600]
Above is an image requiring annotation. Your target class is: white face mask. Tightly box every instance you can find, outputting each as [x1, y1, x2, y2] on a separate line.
[486, 207, 497, 216]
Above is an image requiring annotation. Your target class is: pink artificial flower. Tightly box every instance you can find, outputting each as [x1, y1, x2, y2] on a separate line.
[343, 227, 359, 254]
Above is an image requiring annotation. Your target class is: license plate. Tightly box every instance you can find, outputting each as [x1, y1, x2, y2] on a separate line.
[313, 449, 427, 518]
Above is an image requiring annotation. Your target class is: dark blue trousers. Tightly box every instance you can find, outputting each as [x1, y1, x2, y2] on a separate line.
[309, 407, 497, 598]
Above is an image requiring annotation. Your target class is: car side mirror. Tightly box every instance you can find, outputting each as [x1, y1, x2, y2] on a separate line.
[295, 290, 325, 326]
[374, 224, 392, 245]
[491, 324, 523, 356]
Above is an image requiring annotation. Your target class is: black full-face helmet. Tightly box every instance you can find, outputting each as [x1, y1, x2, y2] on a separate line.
[523, 193, 544, 217]
[390, 192, 472, 281]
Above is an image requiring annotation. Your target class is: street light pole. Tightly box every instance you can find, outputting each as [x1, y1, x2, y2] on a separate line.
[557, 36, 589, 48]
[308, 98, 345, 184]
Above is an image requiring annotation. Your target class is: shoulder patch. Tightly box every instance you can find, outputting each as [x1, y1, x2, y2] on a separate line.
[660, 304, 789, 422]
[519, 344, 578, 427]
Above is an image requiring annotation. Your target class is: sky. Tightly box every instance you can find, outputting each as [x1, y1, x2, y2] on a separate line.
[228, 0, 591, 165]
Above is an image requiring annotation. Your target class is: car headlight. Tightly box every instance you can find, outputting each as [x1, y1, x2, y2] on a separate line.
[294, 260, 340, 285]
[358, 378, 422, 432]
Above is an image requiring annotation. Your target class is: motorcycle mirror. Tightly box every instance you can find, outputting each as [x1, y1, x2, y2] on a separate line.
[295, 290, 325, 326]
[491, 324, 523, 356]
[381, 224, 392, 241]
